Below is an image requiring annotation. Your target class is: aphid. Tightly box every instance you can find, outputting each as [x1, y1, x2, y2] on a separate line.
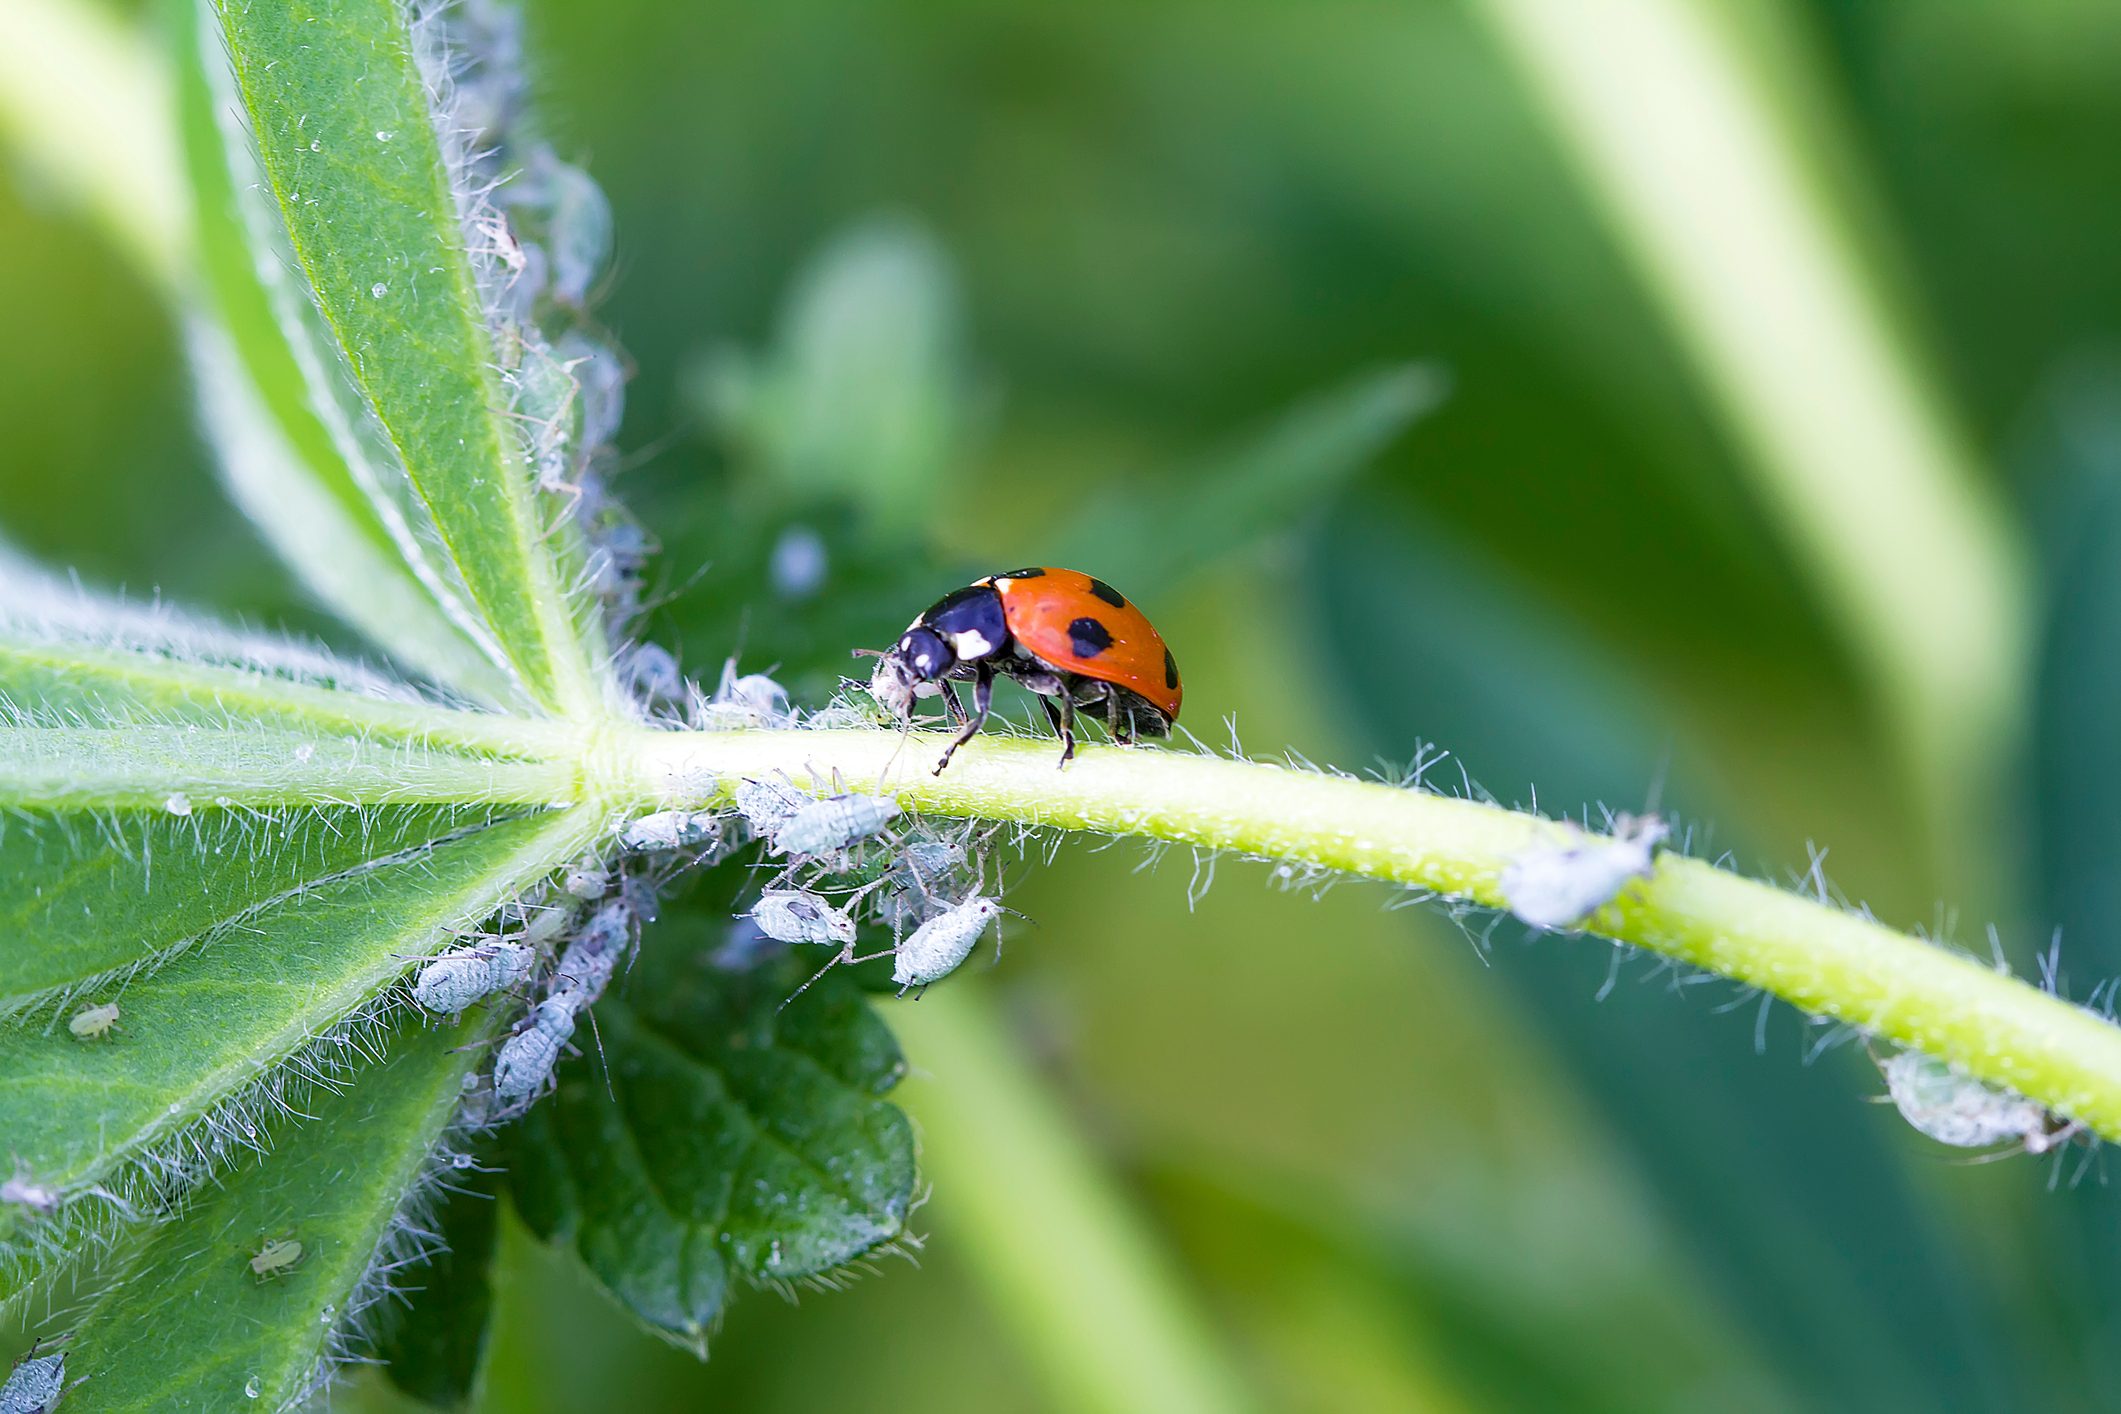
[413, 942, 535, 1016]
[249, 1235, 303, 1281]
[556, 332, 626, 450]
[541, 157, 613, 309]
[695, 665, 793, 729]
[732, 777, 809, 839]
[561, 854, 610, 900]
[877, 838, 972, 928]
[473, 209, 530, 282]
[551, 899, 633, 1003]
[748, 891, 858, 947]
[1498, 814, 1669, 931]
[772, 791, 901, 860]
[583, 544, 640, 608]
[493, 995, 581, 1104]
[891, 896, 1006, 995]
[514, 902, 576, 950]
[66, 1002, 121, 1040]
[1, 1338, 73, 1414]
[590, 513, 653, 579]
[618, 642, 686, 704]
[507, 338, 582, 493]
[618, 808, 722, 856]
[1879, 1050, 2079, 1155]
[0, 1165, 59, 1215]
[864, 568, 1182, 773]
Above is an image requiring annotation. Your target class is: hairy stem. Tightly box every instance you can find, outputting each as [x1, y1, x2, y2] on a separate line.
[633, 726, 2121, 1140]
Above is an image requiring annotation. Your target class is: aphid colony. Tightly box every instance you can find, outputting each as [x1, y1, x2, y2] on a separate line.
[407, 748, 1010, 1119]
[736, 777, 1006, 1000]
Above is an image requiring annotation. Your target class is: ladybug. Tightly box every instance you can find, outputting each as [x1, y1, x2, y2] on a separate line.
[865, 568, 1182, 773]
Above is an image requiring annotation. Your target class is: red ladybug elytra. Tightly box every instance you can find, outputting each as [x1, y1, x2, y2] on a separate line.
[865, 568, 1182, 774]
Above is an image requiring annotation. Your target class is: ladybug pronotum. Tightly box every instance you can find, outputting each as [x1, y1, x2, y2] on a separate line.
[865, 567, 1183, 773]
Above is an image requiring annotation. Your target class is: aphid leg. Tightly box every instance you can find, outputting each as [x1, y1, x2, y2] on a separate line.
[934, 664, 993, 775]
[1040, 694, 1077, 766]
[780, 947, 853, 1010]
[583, 1008, 616, 1103]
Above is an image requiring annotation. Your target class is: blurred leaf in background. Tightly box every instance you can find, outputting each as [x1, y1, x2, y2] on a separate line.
[9, 0, 2121, 1409]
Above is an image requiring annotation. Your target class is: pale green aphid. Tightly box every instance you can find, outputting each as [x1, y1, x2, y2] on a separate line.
[67, 1002, 121, 1040]
[249, 1237, 304, 1281]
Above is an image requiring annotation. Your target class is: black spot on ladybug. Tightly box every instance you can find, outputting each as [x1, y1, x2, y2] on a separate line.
[998, 567, 1047, 579]
[1163, 647, 1179, 690]
[1068, 617, 1113, 658]
[1087, 577, 1127, 608]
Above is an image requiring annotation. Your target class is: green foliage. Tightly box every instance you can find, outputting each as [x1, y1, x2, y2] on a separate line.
[0, 805, 482, 997]
[1310, 509, 2025, 1409]
[10, 0, 2121, 1409]
[0, 809, 590, 1296]
[0, 0, 923, 1396]
[1055, 364, 1446, 599]
[511, 943, 916, 1355]
[174, 3, 505, 700]
[705, 217, 975, 537]
[211, 0, 598, 712]
[378, 1153, 505, 1411]
[61, 1016, 484, 1411]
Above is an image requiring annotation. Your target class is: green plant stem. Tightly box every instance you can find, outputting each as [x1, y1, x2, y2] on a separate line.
[891, 986, 1257, 1414]
[1469, 0, 2028, 892]
[632, 726, 2121, 1140]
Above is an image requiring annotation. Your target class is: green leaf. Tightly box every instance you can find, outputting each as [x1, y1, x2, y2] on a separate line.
[175, 2, 514, 704]
[0, 807, 598, 1300]
[510, 945, 916, 1354]
[2025, 362, 2121, 1398]
[1054, 363, 1445, 598]
[705, 216, 977, 534]
[0, 554, 527, 747]
[0, 727, 574, 811]
[1306, 502, 2029, 1410]
[58, 1014, 487, 1412]
[377, 1148, 503, 1411]
[209, 0, 604, 715]
[0, 804, 501, 1002]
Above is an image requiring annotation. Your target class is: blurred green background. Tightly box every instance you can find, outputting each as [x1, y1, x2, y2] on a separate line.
[9, 0, 2121, 1409]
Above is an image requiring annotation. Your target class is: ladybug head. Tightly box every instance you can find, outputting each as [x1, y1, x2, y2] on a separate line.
[869, 626, 954, 719]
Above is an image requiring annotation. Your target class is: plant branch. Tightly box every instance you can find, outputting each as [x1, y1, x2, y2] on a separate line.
[634, 726, 2121, 1141]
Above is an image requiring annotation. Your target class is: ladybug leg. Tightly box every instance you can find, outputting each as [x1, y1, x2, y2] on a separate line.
[1105, 689, 1135, 747]
[938, 680, 969, 726]
[934, 663, 993, 775]
[1039, 694, 1077, 767]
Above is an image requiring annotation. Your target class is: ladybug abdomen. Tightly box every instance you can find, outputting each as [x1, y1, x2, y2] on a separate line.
[981, 568, 1181, 721]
